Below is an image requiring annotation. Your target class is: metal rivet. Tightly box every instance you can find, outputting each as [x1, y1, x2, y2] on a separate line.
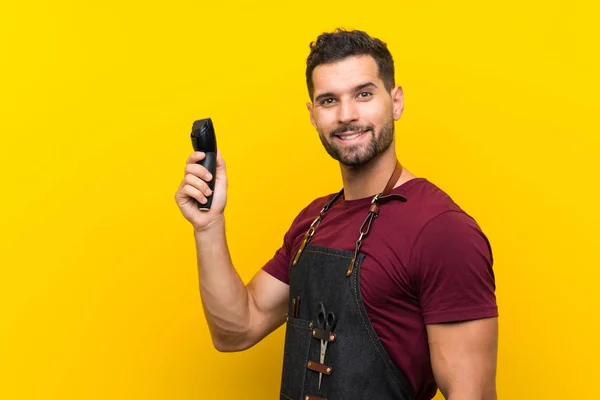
[307, 361, 312, 367]
[305, 396, 309, 400]
[329, 334, 335, 341]
[309, 322, 313, 327]
[326, 367, 331, 373]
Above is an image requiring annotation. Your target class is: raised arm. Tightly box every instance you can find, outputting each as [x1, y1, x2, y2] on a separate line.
[195, 219, 289, 351]
[175, 150, 289, 352]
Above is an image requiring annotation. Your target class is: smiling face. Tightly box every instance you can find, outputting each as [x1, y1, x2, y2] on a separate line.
[307, 55, 404, 167]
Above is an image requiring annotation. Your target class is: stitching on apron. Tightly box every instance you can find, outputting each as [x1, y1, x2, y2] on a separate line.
[305, 249, 352, 259]
[351, 262, 405, 387]
[279, 319, 313, 399]
[286, 320, 312, 330]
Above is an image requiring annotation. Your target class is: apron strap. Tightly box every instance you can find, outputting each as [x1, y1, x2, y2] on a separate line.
[347, 160, 406, 277]
[293, 159, 406, 269]
[383, 160, 403, 196]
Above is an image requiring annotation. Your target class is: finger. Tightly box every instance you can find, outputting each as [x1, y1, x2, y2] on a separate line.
[186, 151, 206, 164]
[184, 163, 213, 182]
[183, 184, 207, 204]
[183, 174, 213, 196]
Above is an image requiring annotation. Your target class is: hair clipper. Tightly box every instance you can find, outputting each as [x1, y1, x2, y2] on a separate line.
[190, 118, 217, 211]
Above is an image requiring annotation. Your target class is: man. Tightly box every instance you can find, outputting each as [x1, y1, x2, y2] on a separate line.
[174, 29, 498, 400]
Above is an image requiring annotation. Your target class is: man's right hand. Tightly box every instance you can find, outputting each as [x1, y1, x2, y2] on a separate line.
[175, 149, 228, 231]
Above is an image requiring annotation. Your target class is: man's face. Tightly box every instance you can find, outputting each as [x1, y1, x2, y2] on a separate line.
[307, 55, 404, 167]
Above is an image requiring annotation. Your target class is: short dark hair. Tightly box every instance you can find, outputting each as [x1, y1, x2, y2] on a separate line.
[305, 28, 395, 101]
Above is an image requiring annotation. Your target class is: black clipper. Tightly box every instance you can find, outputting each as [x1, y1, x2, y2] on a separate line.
[190, 118, 217, 211]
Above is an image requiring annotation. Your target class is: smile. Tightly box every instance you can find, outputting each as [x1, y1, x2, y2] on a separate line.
[335, 130, 369, 141]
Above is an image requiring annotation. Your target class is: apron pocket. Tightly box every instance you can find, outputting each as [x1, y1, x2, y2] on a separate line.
[280, 316, 313, 400]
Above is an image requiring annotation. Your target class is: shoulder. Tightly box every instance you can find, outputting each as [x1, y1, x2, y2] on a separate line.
[388, 177, 493, 269]
[385, 178, 477, 240]
[261, 191, 341, 284]
[406, 179, 489, 248]
[398, 178, 464, 215]
[398, 182, 497, 323]
[414, 210, 492, 259]
[284, 191, 342, 237]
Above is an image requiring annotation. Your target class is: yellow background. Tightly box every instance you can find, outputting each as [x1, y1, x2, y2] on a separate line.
[1, 0, 598, 398]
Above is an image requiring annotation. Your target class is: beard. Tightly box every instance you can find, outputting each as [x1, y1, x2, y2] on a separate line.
[318, 117, 395, 167]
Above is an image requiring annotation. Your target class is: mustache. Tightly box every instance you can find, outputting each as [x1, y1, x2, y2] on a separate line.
[330, 124, 373, 137]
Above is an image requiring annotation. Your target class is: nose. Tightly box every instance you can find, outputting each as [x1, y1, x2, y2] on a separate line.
[337, 99, 359, 125]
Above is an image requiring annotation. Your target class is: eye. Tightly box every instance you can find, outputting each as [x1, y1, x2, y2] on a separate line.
[319, 98, 336, 106]
[358, 91, 372, 98]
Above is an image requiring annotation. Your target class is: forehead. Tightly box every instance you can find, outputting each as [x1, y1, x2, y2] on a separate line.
[312, 55, 381, 94]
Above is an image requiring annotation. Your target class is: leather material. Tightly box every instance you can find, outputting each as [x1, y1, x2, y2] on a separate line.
[306, 360, 332, 375]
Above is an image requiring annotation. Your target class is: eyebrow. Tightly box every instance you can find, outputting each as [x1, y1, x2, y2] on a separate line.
[314, 81, 378, 103]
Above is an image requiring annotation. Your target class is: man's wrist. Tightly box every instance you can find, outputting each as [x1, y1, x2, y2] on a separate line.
[193, 214, 225, 236]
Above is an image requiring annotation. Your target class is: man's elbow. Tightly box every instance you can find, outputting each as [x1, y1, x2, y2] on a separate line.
[211, 331, 256, 353]
[481, 382, 497, 400]
[212, 340, 251, 353]
[445, 384, 497, 400]
[446, 393, 496, 400]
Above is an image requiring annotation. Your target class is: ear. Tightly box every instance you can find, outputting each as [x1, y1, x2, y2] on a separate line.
[307, 101, 316, 128]
[391, 86, 404, 121]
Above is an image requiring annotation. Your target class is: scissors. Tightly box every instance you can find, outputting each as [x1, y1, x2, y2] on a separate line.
[317, 301, 336, 390]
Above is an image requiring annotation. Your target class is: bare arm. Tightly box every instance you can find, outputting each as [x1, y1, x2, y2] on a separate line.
[194, 216, 289, 352]
[175, 150, 289, 352]
[427, 317, 498, 400]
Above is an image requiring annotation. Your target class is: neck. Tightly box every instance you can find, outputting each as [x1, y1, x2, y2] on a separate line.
[340, 150, 410, 200]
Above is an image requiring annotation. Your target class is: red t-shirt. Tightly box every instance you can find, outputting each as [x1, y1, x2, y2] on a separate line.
[262, 178, 498, 400]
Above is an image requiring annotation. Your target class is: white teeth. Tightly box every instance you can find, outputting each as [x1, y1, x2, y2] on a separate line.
[338, 131, 365, 140]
